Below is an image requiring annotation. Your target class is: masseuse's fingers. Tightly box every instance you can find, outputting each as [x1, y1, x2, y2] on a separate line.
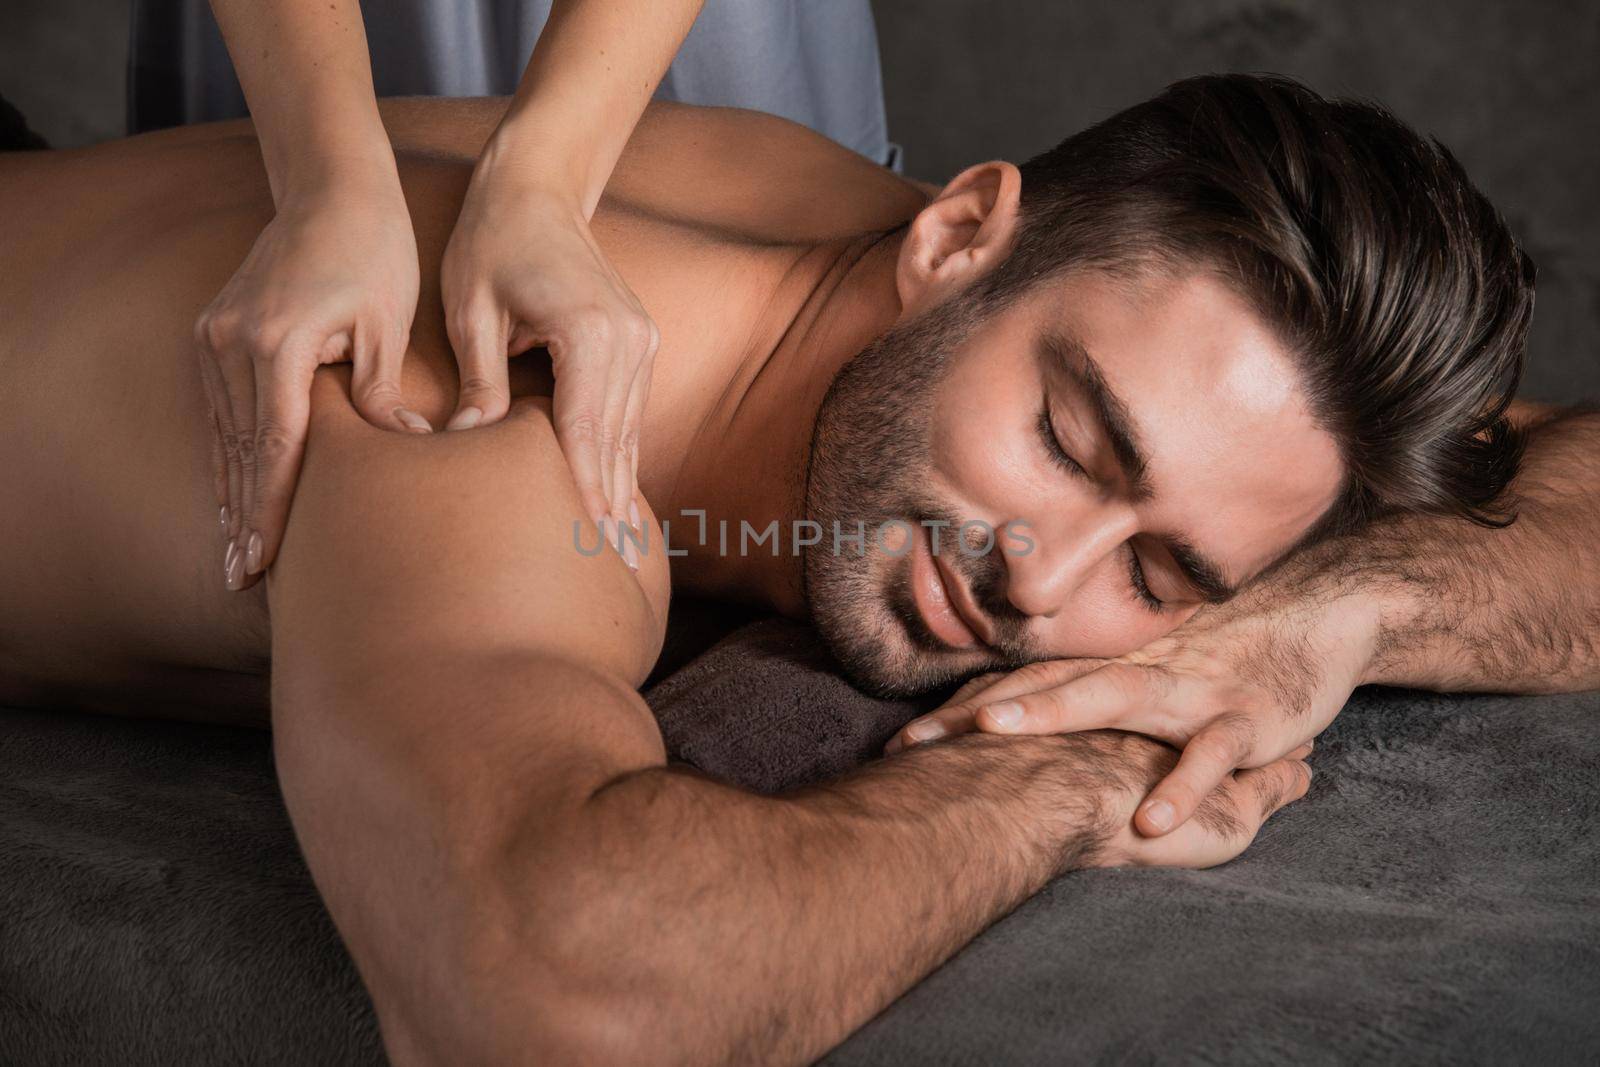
[1134, 713, 1261, 838]
[215, 350, 257, 592]
[194, 343, 236, 527]
[242, 337, 320, 578]
[546, 319, 620, 531]
[610, 329, 657, 533]
[196, 316, 252, 559]
[614, 314, 659, 522]
[445, 301, 512, 434]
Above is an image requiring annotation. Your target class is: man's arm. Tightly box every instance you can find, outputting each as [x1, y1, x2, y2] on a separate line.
[888, 402, 1600, 837]
[1355, 401, 1600, 691]
[269, 373, 1307, 1064]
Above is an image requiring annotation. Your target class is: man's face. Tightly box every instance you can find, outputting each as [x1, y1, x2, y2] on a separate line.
[803, 267, 1344, 695]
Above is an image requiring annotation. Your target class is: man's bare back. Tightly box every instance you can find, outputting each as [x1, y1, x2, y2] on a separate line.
[0, 98, 928, 721]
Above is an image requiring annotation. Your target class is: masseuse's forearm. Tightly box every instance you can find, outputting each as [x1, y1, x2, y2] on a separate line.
[209, 0, 397, 203]
[484, 0, 705, 215]
[1316, 406, 1600, 692]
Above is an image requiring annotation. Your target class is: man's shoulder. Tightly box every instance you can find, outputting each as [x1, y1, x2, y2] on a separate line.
[287, 374, 669, 689]
[609, 101, 931, 245]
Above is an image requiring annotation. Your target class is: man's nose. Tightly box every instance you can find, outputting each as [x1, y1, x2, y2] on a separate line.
[999, 509, 1135, 619]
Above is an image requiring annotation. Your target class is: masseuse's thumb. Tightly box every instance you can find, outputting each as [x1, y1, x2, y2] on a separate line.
[351, 321, 431, 436]
[445, 305, 512, 432]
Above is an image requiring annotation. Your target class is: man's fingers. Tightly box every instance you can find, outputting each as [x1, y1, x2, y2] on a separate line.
[885, 704, 980, 754]
[974, 662, 1151, 736]
[932, 659, 1106, 725]
[944, 670, 1013, 709]
[888, 666, 1031, 753]
[244, 351, 316, 578]
[1135, 715, 1258, 838]
[1232, 757, 1314, 823]
[1131, 757, 1311, 870]
[445, 305, 512, 432]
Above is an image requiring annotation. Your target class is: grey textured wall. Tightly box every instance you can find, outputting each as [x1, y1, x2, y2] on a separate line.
[2, 0, 1595, 401]
[0, 0, 129, 148]
[872, 0, 1600, 402]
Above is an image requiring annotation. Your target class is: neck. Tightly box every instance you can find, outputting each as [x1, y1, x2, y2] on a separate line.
[654, 229, 906, 616]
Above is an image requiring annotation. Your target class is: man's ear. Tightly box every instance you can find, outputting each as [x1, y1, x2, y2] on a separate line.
[896, 161, 1022, 315]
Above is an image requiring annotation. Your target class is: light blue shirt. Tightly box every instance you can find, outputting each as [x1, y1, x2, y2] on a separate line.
[128, 0, 900, 169]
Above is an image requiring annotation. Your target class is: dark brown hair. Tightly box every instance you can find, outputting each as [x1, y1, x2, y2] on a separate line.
[973, 73, 1534, 538]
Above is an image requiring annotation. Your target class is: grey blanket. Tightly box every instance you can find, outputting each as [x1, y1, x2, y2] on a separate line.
[3, 614, 1598, 1064]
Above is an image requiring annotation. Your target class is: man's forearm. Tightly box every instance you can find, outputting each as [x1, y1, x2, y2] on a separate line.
[501, 732, 1120, 1065]
[1305, 407, 1600, 692]
[279, 645, 1134, 1065]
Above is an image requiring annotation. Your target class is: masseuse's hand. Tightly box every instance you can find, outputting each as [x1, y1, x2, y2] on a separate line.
[887, 576, 1379, 838]
[441, 156, 659, 548]
[195, 174, 422, 591]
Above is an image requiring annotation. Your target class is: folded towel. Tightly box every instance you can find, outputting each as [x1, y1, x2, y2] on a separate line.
[648, 616, 937, 793]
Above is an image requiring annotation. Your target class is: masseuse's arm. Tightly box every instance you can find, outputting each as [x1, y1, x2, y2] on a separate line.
[893, 402, 1600, 836]
[441, 0, 705, 540]
[269, 378, 1309, 1064]
[198, 0, 422, 592]
[202, 0, 705, 589]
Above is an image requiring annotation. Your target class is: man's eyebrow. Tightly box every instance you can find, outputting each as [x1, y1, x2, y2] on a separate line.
[1164, 534, 1238, 603]
[1038, 329, 1151, 498]
[1036, 328, 1238, 603]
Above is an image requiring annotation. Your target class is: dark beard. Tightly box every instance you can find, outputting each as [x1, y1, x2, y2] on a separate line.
[801, 291, 1005, 695]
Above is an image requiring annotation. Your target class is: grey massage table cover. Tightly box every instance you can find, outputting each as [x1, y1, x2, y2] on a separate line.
[2, 610, 1598, 1064]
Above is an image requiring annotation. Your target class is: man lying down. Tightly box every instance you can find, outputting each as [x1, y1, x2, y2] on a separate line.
[1, 74, 1596, 1062]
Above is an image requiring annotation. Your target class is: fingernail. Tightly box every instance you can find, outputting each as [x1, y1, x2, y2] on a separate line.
[446, 406, 482, 431]
[244, 530, 264, 575]
[224, 540, 243, 590]
[1143, 799, 1175, 833]
[906, 719, 946, 743]
[984, 701, 1024, 729]
[394, 407, 433, 434]
[622, 523, 640, 572]
[628, 499, 642, 529]
[219, 505, 229, 532]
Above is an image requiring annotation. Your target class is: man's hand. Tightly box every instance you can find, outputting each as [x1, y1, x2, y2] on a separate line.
[1007, 729, 1316, 869]
[440, 155, 659, 557]
[888, 577, 1374, 839]
[195, 176, 422, 590]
